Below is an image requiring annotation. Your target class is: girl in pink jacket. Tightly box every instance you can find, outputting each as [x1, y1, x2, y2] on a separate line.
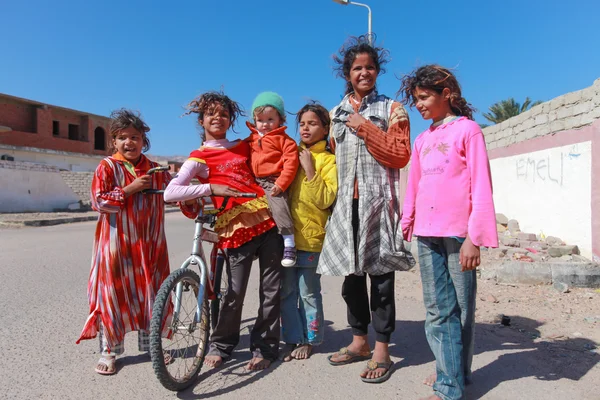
[399, 65, 498, 400]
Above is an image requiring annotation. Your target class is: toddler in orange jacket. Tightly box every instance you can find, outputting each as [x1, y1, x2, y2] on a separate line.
[246, 91, 299, 266]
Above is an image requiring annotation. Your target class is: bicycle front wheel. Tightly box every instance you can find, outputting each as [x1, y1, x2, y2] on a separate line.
[150, 268, 210, 391]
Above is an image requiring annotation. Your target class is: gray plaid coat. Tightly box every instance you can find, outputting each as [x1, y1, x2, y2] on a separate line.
[317, 91, 415, 276]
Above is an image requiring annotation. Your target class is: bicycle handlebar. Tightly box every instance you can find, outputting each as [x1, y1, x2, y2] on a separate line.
[142, 166, 170, 194]
[202, 193, 257, 216]
[146, 166, 170, 175]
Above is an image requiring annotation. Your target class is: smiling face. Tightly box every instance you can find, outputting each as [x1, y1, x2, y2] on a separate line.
[347, 53, 378, 98]
[413, 86, 453, 123]
[201, 104, 231, 141]
[254, 106, 282, 135]
[112, 126, 145, 163]
[298, 110, 327, 146]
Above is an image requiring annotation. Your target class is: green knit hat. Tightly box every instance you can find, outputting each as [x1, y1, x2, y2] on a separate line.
[251, 91, 285, 119]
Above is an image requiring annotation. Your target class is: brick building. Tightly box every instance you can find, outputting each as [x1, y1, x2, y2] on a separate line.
[0, 93, 110, 171]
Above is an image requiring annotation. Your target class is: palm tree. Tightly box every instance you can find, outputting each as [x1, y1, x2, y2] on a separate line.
[483, 97, 543, 124]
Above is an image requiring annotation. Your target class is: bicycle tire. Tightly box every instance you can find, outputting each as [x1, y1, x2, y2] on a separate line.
[210, 251, 229, 331]
[150, 268, 210, 391]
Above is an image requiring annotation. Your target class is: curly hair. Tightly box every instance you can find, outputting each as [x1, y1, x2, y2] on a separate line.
[398, 65, 476, 121]
[184, 91, 245, 141]
[107, 108, 151, 154]
[332, 34, 389, 95]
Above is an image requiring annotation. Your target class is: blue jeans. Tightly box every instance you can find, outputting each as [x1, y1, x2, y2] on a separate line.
[280, 251, 324, 345]
[417, 237, 477, 400]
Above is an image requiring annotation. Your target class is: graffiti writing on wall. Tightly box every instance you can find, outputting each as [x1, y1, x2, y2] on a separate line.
[516, 153, 564, 186]
[515, 145, 583, 186]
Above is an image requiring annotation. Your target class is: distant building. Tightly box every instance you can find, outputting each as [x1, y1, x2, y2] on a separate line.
[0, 93, 110, 171]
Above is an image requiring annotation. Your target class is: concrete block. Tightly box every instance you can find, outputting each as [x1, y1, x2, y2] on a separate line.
[496, 213, 509, 225]
[579, 112, 596, 127]
[564, 115, 583, 130]
[557, 106, 574, 120]
[507, 219, 521, 235]
[550, 97, 565, 110]
[541, 103, 551, 114]
[546, 236, 564, 246]
[572, 101, 592, 116]
[517, 232, 537, 241]
[501, 236, 519, 247]
[581, 87, 596, 101]
[563, 91, 582, 105]
[530, 103, 543, 116]
[495, 261, 552, 285]
[522, 118, 534, 130]
[551, 263, 600, 288]
[534, 114, 549, 125]
[548, 245, 580, 257]
[550, 120, 565, 133]
[499, 120, 511, 131]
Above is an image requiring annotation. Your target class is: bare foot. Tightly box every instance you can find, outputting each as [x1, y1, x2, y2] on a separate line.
[282, 344, 296, 362]
[360, 342, 391, 381]
[423, 373, 436, 386]
[204, 354, 223, 368]
[419, 396, 443, 400]
[329, 335, 370, 363]
[246, 357, 271, 370]
[291, 344, 312, 360]
[423, 372, 473, 387]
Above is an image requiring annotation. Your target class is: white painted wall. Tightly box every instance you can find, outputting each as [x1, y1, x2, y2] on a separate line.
[0, 146, 102, 171]
[490, 141, 592, 258]
[0, 168, 80, 212]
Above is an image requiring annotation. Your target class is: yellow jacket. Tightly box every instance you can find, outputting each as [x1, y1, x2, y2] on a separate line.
[289, 140, 337, 253]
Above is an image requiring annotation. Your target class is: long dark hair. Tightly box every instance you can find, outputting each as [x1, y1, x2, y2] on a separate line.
[398, 65, 476, 120]
[333, 34, 389, 95]
[184, 91, 245, 141]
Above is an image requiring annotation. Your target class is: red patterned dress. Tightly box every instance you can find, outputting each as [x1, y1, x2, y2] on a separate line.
[76, 154, 190, 351]
[188, 140, 276, 249]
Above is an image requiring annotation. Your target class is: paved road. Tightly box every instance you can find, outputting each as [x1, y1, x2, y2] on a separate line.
[0, 213, 598, 399]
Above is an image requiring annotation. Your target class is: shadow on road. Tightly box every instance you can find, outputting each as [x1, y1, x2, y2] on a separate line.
[174, 317, 280, 399]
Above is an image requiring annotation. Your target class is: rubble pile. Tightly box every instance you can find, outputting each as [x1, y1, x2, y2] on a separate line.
[490, 214, 591, 263]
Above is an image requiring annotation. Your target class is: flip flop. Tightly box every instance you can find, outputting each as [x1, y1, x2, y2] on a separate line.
[361, 360, 394, 384]
[95, 357, 116, 375]
[327, 347, 371, 366]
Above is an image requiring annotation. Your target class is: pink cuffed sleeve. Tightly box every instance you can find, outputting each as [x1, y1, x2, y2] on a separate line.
[164, 160, 211, 203]
[401, 143, 421, 241]
[466, 132, 499, 248]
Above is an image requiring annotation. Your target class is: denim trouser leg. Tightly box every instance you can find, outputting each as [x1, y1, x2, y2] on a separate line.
[418, 237, 465, 400]
[445, 239, 477, 382]
[280, 251, 324, 345]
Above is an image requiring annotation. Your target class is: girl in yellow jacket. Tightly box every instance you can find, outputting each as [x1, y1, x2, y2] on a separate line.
[281, 102, 337, 361]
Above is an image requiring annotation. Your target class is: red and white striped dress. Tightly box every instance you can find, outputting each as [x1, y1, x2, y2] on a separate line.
[76, 154, 190, 351]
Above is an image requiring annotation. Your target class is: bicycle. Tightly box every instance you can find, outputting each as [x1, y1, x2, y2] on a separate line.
[149, 193, 256, 391]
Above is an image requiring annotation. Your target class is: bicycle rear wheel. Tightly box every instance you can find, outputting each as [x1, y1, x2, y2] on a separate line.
[210, 250, 229, 331]
[150, 268, 210, 391]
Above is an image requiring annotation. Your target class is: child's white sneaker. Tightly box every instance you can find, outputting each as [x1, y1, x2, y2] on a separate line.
[281, 247, 297, 267]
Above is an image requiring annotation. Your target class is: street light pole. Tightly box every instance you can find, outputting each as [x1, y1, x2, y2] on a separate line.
[332, 0, 372, 44]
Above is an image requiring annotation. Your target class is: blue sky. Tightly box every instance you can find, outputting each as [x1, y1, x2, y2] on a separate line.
[2, 0, 599, 156]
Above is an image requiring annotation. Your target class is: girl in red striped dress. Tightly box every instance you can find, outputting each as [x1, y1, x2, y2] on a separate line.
[76, 109, 196, 375]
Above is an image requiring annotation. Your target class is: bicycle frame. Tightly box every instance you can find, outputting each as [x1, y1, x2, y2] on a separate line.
[172, 206, 214, 328]
[169, 194, 256, 331]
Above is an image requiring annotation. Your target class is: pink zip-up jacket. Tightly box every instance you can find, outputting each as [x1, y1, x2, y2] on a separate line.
[401, 117, 498, 248]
